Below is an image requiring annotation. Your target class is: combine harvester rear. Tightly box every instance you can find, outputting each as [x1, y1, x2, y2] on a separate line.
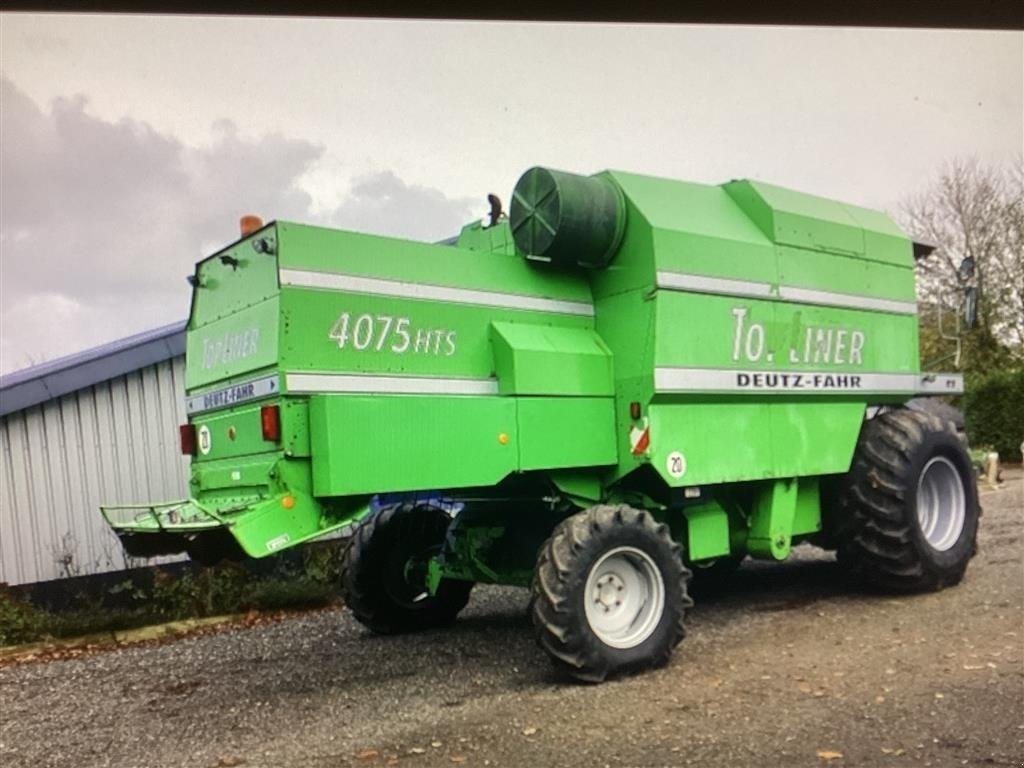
[103, 166, 979, 681]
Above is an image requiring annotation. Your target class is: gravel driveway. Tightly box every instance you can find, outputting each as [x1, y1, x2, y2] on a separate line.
[2, 472, 1021, 768]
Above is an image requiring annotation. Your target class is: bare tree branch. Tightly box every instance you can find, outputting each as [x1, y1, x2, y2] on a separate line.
[898, 157, 1024, 369]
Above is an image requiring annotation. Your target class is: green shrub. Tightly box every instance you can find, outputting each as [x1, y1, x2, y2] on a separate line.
[0, 541, 347, 647]
[300, 541, 344, 583]
[964, 368, 1024, 462]
[148, 563, 250, 618]
[0, 589, 47, 645]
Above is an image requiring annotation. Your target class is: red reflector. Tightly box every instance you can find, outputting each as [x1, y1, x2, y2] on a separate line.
[179, 424, 197, 455]
[261, 405, 281, 442]
[630, 401, 641, 420]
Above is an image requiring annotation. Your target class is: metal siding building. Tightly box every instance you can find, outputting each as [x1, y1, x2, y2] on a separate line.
[0, 322, 189, 585]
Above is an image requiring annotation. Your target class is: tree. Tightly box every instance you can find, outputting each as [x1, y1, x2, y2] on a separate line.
[900, 158, 1024, 372]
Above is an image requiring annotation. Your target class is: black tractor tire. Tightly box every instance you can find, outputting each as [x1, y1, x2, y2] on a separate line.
[530, 504, 693, 683]
[340, 503, 473, 634]
[905, 396, 968, 448]
[832, 408, 980, 592]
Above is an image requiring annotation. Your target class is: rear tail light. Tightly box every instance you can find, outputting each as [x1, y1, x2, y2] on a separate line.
[261, 405, 281, 442]
[179, 424, 197, 455]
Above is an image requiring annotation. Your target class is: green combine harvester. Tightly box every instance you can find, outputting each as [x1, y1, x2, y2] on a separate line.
[103, 166, 979, 681]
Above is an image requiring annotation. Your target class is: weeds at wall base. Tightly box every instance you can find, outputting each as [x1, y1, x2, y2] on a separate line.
[0, 540, 345, 646]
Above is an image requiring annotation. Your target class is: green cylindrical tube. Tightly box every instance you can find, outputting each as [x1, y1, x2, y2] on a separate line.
[509, 167, 626, 269]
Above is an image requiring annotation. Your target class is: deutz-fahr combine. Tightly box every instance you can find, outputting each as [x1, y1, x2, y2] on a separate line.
[104, 167, 979, 681]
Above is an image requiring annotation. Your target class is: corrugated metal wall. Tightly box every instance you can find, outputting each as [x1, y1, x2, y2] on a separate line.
[1, 357, 189, 585]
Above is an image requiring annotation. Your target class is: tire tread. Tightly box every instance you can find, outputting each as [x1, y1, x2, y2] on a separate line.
[834, 409, 979, 592]
[530, 504, 693, 682]
[340, 502, 472, 634]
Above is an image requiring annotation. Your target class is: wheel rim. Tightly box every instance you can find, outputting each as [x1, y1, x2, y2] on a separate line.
[382, 549, 431, 607]
[915, 456, 967, 551]
[583, 546, 665, 649]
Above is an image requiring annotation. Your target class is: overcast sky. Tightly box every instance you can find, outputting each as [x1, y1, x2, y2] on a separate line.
[1, 15, 1021, 375]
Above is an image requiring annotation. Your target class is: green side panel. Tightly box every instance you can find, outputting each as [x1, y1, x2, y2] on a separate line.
[647, 402, 774, 486]
[725, 179, 865, 256]
[516, 397, 617, 471]
[844, 204, 915, 266]
[192, 454, 277, 494]
[791, 476, 822, 536]
[655, 292, 754, 371]
[653, 291, 920, 374]
[646, 401, 865, 486]
[274, 453, 316, 496]
[190, 226, 280, 325]
[308, 395, 518, 496]
[589, 287, 657, 483]
[490, 321, 614, 396]
[605, 171, 776, 286]
[770, 303, 920, 374]
[274, 221, 593, 383]
[768, 402, 865, 478]
[653, 228, 776, 286]
[189, 402, 280, 462]
[276, 223, 592, 306]
[724, 179, 913, 267]
[277, 288, 593, 382]
[185, 298, 280, 389]
[776, 246, 916, 302]
[455, 220, 517, 256]
[607, 172, 771, 248]
[281, 399, 310, 457]
[272, 226, 598, 385]
[683, 501, 731, 560]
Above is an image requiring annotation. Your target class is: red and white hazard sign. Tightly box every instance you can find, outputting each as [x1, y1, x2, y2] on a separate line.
[629, 419, 650, 456]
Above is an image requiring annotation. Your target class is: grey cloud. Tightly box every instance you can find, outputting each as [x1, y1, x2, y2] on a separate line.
[0, 76, 314, 316]
[326, 171, 477, 243]
[0, 77, 475, 373]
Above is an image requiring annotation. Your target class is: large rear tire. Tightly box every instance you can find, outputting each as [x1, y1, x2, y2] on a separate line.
[531, 505, 692, 683]
[832, 408, 980, 592]
[341, 503, 473, 634]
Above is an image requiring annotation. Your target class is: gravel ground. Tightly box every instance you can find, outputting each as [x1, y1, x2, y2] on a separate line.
[2, 471, 1022, 768]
